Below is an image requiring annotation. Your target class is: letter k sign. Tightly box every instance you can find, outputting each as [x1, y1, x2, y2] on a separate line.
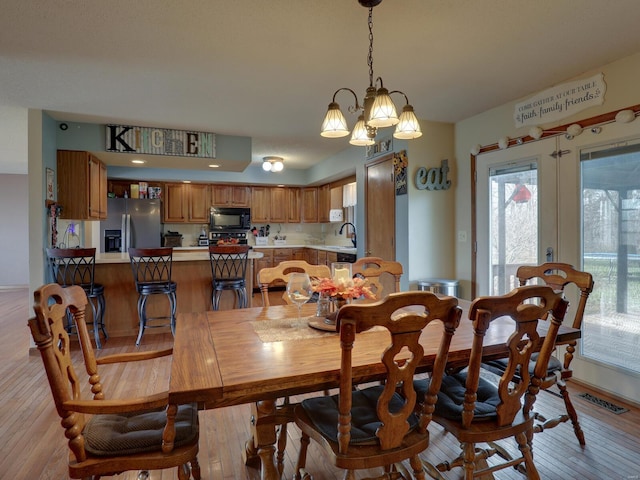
[107, 125, 135, 152]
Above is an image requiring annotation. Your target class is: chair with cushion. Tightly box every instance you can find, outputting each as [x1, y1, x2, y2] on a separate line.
[129, 247, 177, 346]
[351, 256, 403, 299]
[482, 262, 594, 445]
[46, 247, 108, 349]
[208, 244, 251, 310]
[293, 291, 462, 480]
[29, 283, 200, 480]
[417, 285, 568, 479]
[257, 260, 330, 306]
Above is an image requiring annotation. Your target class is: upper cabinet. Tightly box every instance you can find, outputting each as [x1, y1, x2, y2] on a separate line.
[57, 150, 107, 220]
[250, 186, 271, 223]
[269, 187, 288, 223]
[301, 187, 318, 223]
[318, 184, 331, 223]
[211, 185, 250, 207]
[163, 183, 210, 223]
[287, 188, 301, 223]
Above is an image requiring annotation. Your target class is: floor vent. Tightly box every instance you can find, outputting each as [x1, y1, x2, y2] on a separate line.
[578, 392, 629, 414]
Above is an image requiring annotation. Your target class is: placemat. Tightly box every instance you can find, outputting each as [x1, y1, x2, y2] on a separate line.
[251, 316, 336, 343]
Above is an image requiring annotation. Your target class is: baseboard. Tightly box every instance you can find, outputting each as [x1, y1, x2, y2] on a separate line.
[0, 285, 28, 292]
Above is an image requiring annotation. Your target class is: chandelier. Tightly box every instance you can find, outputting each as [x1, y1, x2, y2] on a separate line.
[262, 156, 284, 172]
[320, 0, 422, 146]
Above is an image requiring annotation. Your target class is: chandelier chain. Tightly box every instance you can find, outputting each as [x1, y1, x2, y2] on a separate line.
[367, 7, 374, 87]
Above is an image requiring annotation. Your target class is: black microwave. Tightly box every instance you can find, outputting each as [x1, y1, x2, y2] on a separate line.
[209, 207, 251, 231]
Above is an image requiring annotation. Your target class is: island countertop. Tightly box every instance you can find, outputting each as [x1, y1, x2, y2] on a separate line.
[96, 250, 264, 264]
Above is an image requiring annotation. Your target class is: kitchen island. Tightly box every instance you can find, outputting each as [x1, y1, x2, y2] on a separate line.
[94, 249, 263, 338]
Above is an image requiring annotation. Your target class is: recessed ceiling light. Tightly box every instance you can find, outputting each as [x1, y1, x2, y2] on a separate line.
[208, 164, 220, 168]
[183, 180, 191, 183]
[131, 159, 146, 164]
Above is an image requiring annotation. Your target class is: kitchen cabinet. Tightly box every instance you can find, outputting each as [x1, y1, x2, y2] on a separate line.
[270, 187, 288, 223]
[301, 187, 318, 223]
[251, 187, 271, 223]
[211, 184, 250, 207]
[318, 184, 331, 223]
[317, 249, 327, 266]
[292, 248, 306, 261]
[163, 183, 210, 223]
[306, 248, 318, 265]
[57, 150, 107, 220]
[287, 187, 301, 223]
[253, 248, 273, 289]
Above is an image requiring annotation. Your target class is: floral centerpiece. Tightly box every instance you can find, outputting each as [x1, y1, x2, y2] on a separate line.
[311, 276, 375, 326]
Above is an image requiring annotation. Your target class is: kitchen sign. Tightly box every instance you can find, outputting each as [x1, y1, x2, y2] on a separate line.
[106, 125, 216, 158]
[414, 159, 451, 191]
[514, 73, 606, 128]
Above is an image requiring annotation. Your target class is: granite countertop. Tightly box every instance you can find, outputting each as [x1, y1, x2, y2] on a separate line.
[95, 250, 264, 264]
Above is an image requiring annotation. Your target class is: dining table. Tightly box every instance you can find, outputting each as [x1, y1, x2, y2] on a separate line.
[163, 298, 581, 480]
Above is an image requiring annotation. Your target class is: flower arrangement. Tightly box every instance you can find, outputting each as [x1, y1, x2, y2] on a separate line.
[311, 276, 375, 300]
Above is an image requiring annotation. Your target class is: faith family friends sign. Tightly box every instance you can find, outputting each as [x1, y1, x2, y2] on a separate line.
[514, 73, 606, 128]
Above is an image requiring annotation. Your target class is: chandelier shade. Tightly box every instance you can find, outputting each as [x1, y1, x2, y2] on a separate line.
[319, 0, 421, 146]
[320, 102, 350, 138]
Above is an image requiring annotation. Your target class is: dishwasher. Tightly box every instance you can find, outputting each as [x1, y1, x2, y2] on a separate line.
[336, 252, 357, 263]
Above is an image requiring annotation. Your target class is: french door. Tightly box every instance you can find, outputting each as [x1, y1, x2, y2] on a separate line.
[476, 119, 640, 402]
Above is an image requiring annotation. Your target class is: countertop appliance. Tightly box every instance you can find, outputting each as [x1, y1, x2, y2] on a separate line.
[100, 198, 162, 252]
[209, 231, 248, 245]
[209, 207, 250, 231]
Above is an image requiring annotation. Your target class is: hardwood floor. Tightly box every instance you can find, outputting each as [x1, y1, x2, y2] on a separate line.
[3, 287, 640, 479]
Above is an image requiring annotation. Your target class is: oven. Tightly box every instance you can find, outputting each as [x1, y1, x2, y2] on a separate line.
[208, 231, 249, 245]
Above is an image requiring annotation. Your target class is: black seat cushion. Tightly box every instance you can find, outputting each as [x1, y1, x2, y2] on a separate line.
[138, 281, 177, 296]
[414, 373, 500, 421]
[301, 385, 418, 445]
[482, 353, 563, 379]
[83, 402, 198, 456]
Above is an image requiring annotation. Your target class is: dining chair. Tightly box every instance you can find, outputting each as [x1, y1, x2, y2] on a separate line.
[129, 247, 177, 345]
[46, 247, 108, 349]
[257, 260, 330, 306]
[293, 291, 462, 480]
[482, 262, 594, 446]
[351, 256, 403, 299]
[417, 285, 568, 480]
[29, 283, 200, 480]
[208, 244, 251, 310]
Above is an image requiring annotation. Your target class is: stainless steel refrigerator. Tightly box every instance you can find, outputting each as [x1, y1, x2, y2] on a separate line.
[100, 198, 162, 252]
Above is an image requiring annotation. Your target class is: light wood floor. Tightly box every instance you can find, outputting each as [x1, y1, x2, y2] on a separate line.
[3, 287, 640, 479]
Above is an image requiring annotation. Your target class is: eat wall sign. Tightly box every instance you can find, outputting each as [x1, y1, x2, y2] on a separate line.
[414, 159, 451, 191]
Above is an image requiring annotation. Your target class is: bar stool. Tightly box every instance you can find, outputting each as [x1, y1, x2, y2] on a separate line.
[46, 247, 108, 349]
[208, 244, 251, 310]
[128, 247, 177, 346]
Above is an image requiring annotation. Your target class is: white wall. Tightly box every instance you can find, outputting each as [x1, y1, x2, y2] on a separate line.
[454, 51, 640, 299]
[0, 175, 29, 286]
[0, 106, 29, 287]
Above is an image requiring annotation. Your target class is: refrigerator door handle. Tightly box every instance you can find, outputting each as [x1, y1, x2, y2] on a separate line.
[125, 214, 132, 251]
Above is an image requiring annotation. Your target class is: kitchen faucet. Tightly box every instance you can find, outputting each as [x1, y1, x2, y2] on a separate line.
[339, 222, 357, 248]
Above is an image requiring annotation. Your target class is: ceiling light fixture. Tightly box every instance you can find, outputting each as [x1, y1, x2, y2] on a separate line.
[131, 159, 146, 164]
[262, 156, 284, 172]
[320, 0, 422, 146]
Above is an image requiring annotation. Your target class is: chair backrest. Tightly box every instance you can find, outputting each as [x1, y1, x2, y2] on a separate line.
[209, 244, 251, 282]
[464, 285, 569, 428]
[351, 256, 403, 299]
[257, 260, 330, 306]
[335, 291, 461, 452]
[28, 283, 98, 462]
[516, 262, 594, 330]
[46, 247, 97, 288]
[128, 247, 173, 287]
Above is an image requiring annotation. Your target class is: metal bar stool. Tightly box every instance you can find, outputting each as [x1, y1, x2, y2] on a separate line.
[208, 244, 251, 310]
[46, 247, 108, 349]
[128, 247, 177, 346]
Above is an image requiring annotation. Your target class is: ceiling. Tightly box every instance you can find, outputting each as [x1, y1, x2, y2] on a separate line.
[2, 0, 640, 172]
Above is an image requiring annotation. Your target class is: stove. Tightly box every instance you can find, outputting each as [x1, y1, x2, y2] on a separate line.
[208, 231, 249, 245]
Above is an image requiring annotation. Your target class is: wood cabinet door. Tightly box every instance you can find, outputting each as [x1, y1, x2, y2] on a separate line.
[318, 184, 330, 223]
[253, 248, 273, 290]
[287, 187, 301, 223]
[251, 187, 271, 223]
[188, 184, 210, 222]
[164, 183, 187, 222]
[211, 185, 230, 206]
[306, 248, 318, 265]
[270, 187, 287, 223]
[301, 187, 318, 223]
[57, 150, 106, 220]
[317, 249, 328, 266]
[231, 186, 250, 207]
[98, 160, 108, 219]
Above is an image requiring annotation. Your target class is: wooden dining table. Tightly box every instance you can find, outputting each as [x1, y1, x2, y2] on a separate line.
[163, 299, 581, 480]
